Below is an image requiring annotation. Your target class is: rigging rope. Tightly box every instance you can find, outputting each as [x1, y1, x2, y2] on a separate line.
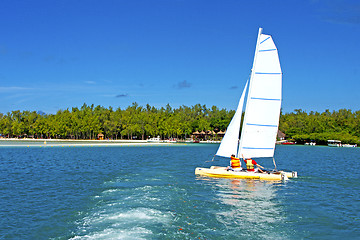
[272, 157, 277, 171]
[205, 154, 216, 163]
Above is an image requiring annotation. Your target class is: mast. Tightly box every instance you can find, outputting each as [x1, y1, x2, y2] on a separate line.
[251, 28, 263, 75]
[238, 27, 262, 159]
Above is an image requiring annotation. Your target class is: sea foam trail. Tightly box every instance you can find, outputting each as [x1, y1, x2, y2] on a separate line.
[71, 226, 152, 240]
[71, 209, 168, 240]
[71, 180, 172, 240]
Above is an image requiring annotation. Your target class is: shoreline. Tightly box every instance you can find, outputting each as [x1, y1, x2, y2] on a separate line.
[0, 138, 148, 143]
[0, 138, 178, 147]
[0, 138, 221, 147]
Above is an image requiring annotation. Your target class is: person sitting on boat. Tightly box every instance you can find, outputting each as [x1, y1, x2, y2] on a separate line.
[243, 156, 265, 173]
[226, 154, 242, 172]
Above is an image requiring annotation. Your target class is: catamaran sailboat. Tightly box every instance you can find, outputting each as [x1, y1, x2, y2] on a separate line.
[195, 28, 297, 181]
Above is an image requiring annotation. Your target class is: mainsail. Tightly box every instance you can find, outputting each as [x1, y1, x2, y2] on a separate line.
[216, 28, 282, 159]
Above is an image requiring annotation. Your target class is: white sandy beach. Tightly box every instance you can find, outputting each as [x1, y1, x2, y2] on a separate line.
[0, 138, 179, 147]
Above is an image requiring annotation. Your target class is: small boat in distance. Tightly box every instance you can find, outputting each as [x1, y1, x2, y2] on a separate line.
[163, 138, 177, 143]
[343, 144, 357, 148]
[328, 140, 357, 147]
[327, 140, 341, 147]
[195, 28, 297, 181]
[147, 136, 161, 143]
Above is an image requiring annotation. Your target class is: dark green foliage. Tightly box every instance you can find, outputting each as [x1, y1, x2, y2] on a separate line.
[1, 105, 359, 144]
[0, 103, 234, 140]
[279, 109, 360, 144]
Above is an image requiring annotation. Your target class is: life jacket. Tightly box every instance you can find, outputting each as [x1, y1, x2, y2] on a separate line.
[230, 156, 241, 169]
[245, 159, 254, 170]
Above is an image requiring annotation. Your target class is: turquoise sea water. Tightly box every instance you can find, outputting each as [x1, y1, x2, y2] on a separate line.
[0, 143, 359, 239]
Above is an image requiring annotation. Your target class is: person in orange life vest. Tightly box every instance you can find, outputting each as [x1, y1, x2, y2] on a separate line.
[243, 157, 265, 173]
[226, 154, 242, 172]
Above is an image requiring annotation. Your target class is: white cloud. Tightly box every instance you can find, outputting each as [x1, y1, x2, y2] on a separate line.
[0, 86, 34, 92]
[84, 81, 96, 84]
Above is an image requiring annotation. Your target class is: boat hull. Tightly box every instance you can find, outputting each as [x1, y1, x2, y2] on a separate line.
[195, 166, 297, 181]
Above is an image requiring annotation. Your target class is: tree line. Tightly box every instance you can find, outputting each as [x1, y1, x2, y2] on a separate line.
[279, 109, 360, 144]
[0, 103, 359, 144]
[0, 103, 234, 140]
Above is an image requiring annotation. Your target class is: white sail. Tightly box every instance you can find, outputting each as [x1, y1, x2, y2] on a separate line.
[238, 29, 282, 158]
[216, 81, 248, 158]
[196, 28, 298, 180]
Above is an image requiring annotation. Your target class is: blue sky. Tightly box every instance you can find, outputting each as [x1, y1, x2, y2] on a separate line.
[0, 0, 359, 114]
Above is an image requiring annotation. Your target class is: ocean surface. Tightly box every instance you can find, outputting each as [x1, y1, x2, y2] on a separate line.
[0, 143, 359, 239]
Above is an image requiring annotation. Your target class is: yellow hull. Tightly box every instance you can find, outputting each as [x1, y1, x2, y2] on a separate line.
[195, 166, 297, 181]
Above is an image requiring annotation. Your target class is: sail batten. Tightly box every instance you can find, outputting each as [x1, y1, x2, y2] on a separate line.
[259, 49, 277, 52]
[242, 147, 274, 150]
[260, 37, 270, 44]
[246, 123, 278, 127]
[250, 97, 280, 101]
[255, 72, 281, 74]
